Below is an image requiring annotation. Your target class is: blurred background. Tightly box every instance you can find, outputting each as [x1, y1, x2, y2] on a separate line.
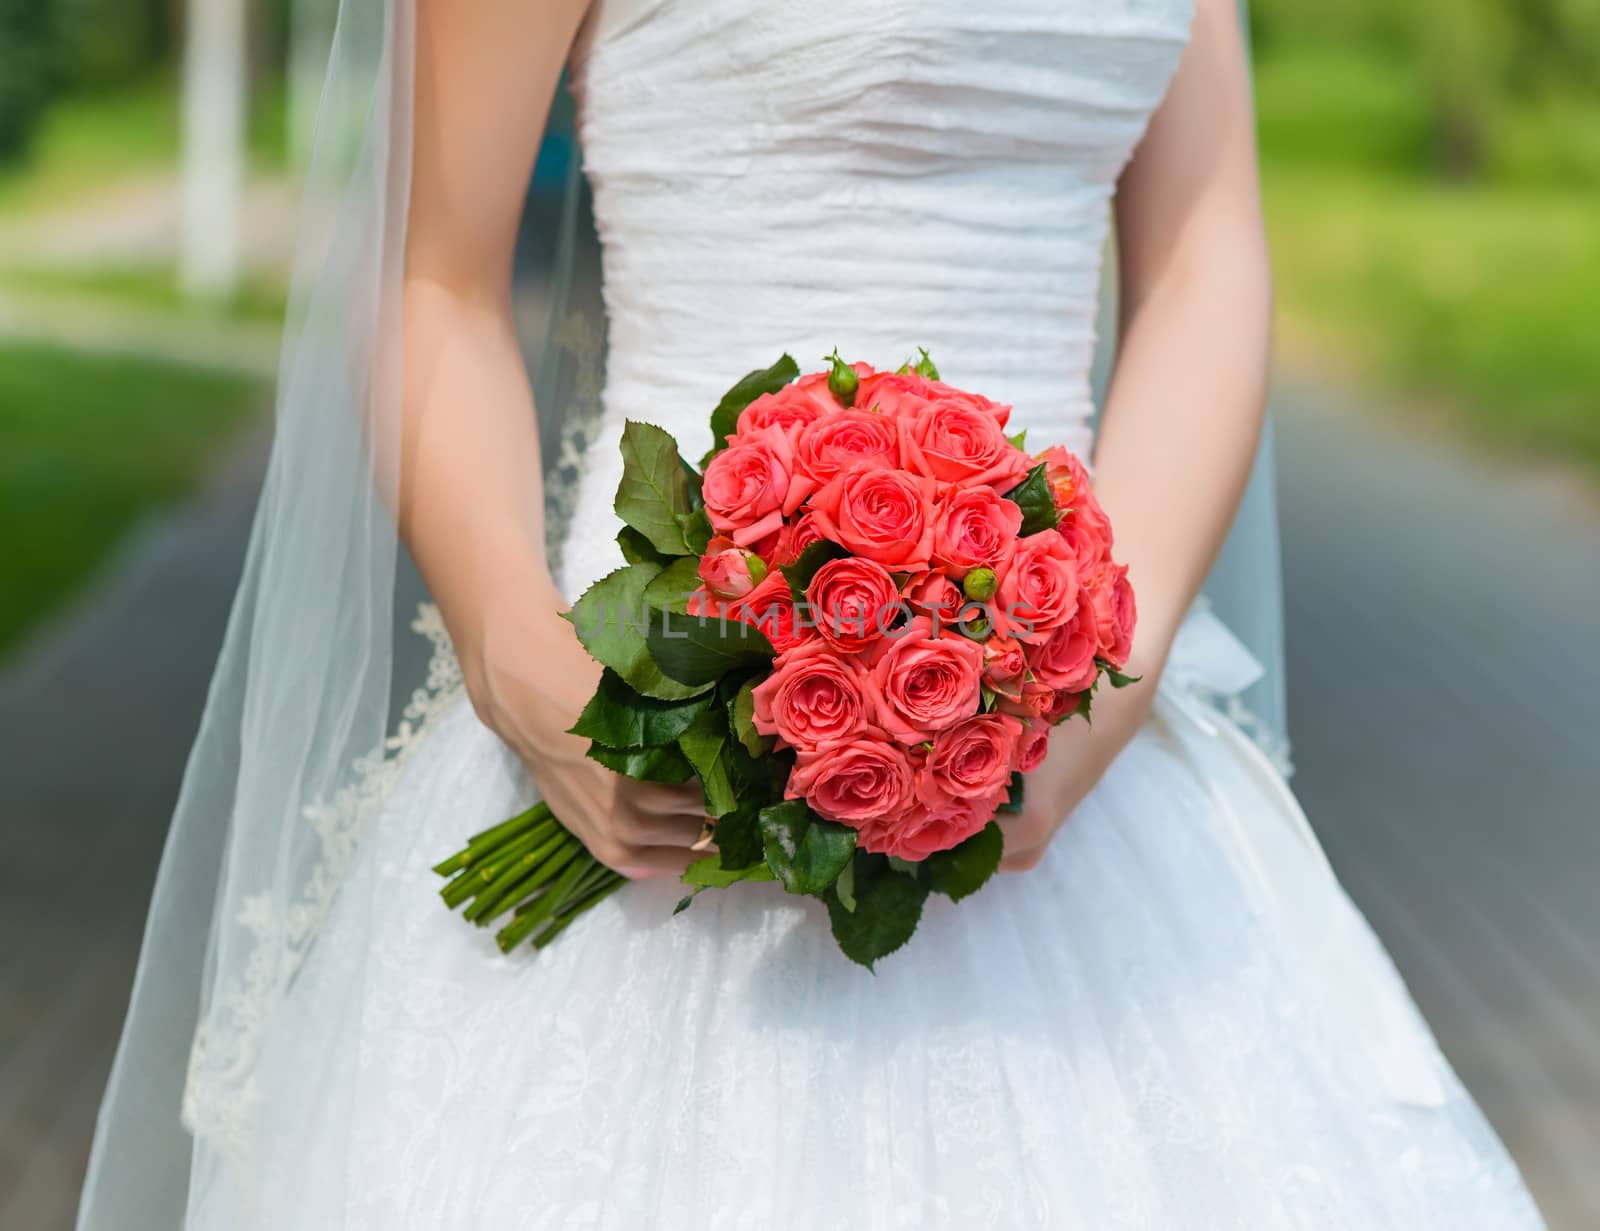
[1, 2, 1596, 1228]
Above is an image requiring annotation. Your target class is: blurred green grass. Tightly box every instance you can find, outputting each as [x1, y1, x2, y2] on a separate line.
[0, 342, 261, 655]
[1256, 45, 1600, 474]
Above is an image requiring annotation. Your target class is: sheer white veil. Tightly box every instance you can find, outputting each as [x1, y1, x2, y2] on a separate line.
[76, 1, 1288, 1224]
[75, 0, 603, 1221]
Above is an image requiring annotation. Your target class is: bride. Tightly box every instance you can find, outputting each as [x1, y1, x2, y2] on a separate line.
[80, 0, 1547, 1227]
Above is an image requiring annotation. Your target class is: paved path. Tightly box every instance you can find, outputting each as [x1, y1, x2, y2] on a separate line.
[1, 380, 1597, 1229]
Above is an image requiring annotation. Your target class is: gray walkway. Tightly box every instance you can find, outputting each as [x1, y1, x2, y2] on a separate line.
[1, 382, 1597, 1229]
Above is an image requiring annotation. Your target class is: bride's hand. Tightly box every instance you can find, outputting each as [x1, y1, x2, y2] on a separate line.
[999, 658, 1159, 873]
[461, 602, 709, 879]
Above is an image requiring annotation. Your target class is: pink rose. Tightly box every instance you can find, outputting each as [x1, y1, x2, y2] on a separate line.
[787, 735, 917, 825]
[751, 638, 876, 750]
[1039, 445, 1114, 563]
[899, 404, 1032, 491]
[853, 370, 937, 418]
[1044, 687, 1085, 724]
[994, 530, 1081, 644]
[807, 463, 936, 571]
[1014, 719, 1050, 773]
[702, 425, 794, 547]
[805, 557, 904, 654]
[998, 679, 1055, 721]
[752, 508, 825, 568]
[787, 408, 901, 508]
[736, 388, 828, 443]
[693, 569, 812, 654]
[1081, 560, 1137, 669]
[697, 535, 766, 600]
[981, 633, 1027, 701]
[856, 789, 1000, 862]
[867, 615, 984, 744]
[903, 571, 964, 624]
[1025, 599, 1099, 692]
[932, 485, 1023, 576]
[920, 713, 1022, 804]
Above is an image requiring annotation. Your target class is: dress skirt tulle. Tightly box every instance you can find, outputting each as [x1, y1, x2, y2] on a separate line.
[192, 620, 1545, 1231]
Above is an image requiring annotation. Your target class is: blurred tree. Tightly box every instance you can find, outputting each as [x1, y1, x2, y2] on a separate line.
[0, 0, 55, 161]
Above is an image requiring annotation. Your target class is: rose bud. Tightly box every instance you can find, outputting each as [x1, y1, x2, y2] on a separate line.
[961, 567, 997, 602]
[698, 536, 768, 600]
[826, 348, 859, 407]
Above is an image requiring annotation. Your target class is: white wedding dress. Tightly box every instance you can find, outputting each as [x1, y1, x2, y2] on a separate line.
[182, 1, 1546, 1226]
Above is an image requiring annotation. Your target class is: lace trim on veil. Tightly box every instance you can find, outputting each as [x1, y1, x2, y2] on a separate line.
[182, 605, 465, 1154]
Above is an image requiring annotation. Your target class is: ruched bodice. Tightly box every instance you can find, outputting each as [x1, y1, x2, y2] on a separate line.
[559, 0, 1192, 596]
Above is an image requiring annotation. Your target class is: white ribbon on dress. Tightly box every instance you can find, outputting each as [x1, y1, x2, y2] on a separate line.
[1154, 606, 1449, 1110]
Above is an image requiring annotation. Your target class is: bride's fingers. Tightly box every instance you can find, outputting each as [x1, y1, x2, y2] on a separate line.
[627, 782, 707, 816]
[626, 809, 709, 847]
[610, 843, 699, 878]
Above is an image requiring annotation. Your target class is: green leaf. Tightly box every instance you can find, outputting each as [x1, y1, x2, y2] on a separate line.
[645, 605, 776, 687]
[729, 677, 771, 757]
[1097, 659, 1143, 689]
[565, 564, 710, 701]
[924, 821, 1004, 902]
[705, 353, 801, 458]
[615, 420, 696, 555]
[642, 556, 703, 613]
[825, 870, 927, 969]
[759, 800, 857, 895]
[678, 709, 738, 817]
[996, 770, 1024, 814]
[587, 741, 695, 784]
[1002, 462, 1059, 537]
[710, 798, 765, 870]
[1006, 429, 1027, 450]
[681, 850, 777, 889]
[616, 525, 670, 566]
[779, 539, 847, 600]
[912, 347, 941, 380]
[834, 856, 857, 912]
[568, 668, 713, 749]
[680, 507, 713, 555]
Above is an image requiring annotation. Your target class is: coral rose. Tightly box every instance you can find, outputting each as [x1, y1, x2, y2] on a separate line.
[805, 557, 904, 654]
[995, 530, 1081, 643]
[920, 713, 1022, 804]
[1014, 719, 1051, 773]
[787, 408, 901, 508]
[787, 735, 917, 825]
[751, 638, 876, 750]
[981, 633, 1028, 701]
[691, 569, 812, 654]
[855, 789, 1000, 862]
[900, 403, 1031, 491]
[697, 535, 766, 600]
[736, 388, 828, 443]
[807, 463, 936, 571]
[903, 570, 964, 625]
[1026, 600, 1099, 693]
[701, 425, 794, 547]
[932, 485, 1023, 576]
[867, 615, 984, 743]
[1081, 560, 1137, 668]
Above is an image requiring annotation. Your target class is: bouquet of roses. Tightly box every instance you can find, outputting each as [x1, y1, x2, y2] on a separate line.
[432, 350, 1138, 967]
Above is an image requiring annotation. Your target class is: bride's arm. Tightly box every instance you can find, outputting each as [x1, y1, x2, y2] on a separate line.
[1003, 0, 1271, 868]
[401, 0, 706, 876]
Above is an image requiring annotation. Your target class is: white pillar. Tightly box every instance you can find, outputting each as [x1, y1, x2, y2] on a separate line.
[179, 0, 248, 298]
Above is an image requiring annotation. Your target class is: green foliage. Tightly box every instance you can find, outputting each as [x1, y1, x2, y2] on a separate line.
[614, 420, 701, 556]
[825, 858, 928, 970]
[0, 342, 260, 655]
[1002, 463, 1058, 536]
[568, 669, 713, 749]
[923, 822, 1005, 902]
[644, 604, 775, 687]
[758, 801, 857, 896]
[0, 0, 55, 161]
[704, 353, 799, 458]
[586, 741, 695, 784]
[565, 563, 710, 701]
[677, 708, 737, 817]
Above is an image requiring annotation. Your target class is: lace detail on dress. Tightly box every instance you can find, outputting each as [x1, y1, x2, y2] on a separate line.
[182, 605, 464, 1155]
